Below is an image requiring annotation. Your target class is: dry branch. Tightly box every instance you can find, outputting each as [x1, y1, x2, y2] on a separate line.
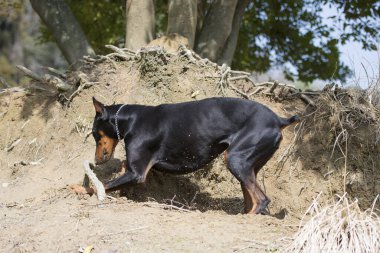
[228, 75, 249, 82]
[67, 72, 99, 102]
[121, 48, 137, 55]
[229, 83, 249, 99]
[43, 67, 66, 79]
[105, 44, 128, 55]
[217, 64, 231, 96]
[16, 65, 44, 82]
[98, 45, 320, 106]
[299, 94, 316, 107]
[0, 76, 11, 88]
[211, 63, 318, 106]
[229, 70, 251, 76]
[46, 74, 72, 91]
[105, 45, 133, 61]
[83, 160, 106, 201]
[178, 45, 200, 64]
[249, 86, 265, 96]
[16, 65, 71, 92]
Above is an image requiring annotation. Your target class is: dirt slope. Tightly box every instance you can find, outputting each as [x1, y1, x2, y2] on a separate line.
[0, 48, 379, 252]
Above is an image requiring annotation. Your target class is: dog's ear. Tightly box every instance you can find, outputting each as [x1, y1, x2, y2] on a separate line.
[93, 97, 108, 119]
[93, 97, 104, 114]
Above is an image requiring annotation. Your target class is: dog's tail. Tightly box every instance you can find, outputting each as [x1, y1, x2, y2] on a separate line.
[279, 115, 300, 129]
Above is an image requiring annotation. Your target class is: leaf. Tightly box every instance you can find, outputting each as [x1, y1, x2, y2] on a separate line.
[83, 245, 94, 253]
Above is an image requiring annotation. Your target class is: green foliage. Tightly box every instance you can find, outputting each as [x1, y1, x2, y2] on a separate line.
[36, 0, 379, 83]
[39, 0, 125, 54]
[321, 0, 380, 51]
[155, 0, 168, 35]
[232, 0, 365, 82]
[67, 0, 125, 54]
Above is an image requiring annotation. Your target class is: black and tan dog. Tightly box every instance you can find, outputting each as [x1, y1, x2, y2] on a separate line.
[82, 97, 298, 214]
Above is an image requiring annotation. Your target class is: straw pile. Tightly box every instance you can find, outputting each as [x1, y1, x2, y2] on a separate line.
[285, 194, 380, 253]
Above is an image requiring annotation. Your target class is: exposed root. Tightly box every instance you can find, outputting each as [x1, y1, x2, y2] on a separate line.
[94, 45, 318, 106]
[0, 76, 11, 88]
[67, 72, 99, 102]
[43, 67, 66, 79]
[16, 65, 72, 92]
[217, 64, 231, 96]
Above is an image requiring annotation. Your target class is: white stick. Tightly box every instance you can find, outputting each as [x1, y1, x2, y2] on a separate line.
[83, 160, 106, 201]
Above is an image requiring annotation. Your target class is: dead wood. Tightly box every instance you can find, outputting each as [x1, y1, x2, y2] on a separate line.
[83, 160, 106, 201]
[16, 65, 72, 92]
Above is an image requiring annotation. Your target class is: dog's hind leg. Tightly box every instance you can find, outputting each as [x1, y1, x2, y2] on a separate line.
[226, 149, 261, 214]
[226, 129, 282, 214]
[250, 132, 283, 214]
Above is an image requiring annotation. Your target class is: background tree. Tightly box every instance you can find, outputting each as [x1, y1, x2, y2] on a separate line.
[32, 0, 380, 83]
[30, 0, 95, 69]
[125, 0, 155, 50]
[167, 0, 197, 48]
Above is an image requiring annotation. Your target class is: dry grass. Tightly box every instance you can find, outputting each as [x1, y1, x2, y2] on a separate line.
[368, 76, 380, 109]
[299, 87, 380, 196]
[285, 193, 380, 253]
[298, 87, 380, 173]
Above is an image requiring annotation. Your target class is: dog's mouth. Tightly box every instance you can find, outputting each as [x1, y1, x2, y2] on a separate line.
[95, 149, 114, 165]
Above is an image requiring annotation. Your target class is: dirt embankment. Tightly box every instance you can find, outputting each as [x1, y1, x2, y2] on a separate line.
[0, 47, 379, 252]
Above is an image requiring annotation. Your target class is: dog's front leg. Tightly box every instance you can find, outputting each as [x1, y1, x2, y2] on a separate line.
[104, 169, 143, 192]
[116, 160, 128, 175]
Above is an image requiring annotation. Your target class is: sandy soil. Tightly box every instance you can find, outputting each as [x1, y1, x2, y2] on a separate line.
[1, 194, 299, 252]
[1, 49, 379, 252]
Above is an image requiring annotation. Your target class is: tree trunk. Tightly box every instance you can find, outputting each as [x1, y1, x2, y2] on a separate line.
[30, 0, 94, 69]
[125, 0, 155, 50]
[167, 0, 197, 49]
[195, 0, 206, 44]
[194, 0, 238, 62]
[218, 0, 249, 66]
[0, 17, 23, 84]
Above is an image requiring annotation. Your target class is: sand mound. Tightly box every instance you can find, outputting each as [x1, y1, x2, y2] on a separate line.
[1, 46, 379, 218]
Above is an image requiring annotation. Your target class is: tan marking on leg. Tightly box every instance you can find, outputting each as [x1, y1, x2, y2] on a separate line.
[141, 160, 155, 183]
[240, 183, 258, 214]
[241, 183, 252, 212]
[247, 188, 258, 214]
[116, 160, 128, 175]
[252, 183, 268, 213]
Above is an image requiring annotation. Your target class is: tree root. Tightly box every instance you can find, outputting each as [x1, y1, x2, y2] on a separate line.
[0, 76, 11, 88]
[217, 64, 231, 96]
[16, 65, 72, 92]
[90, 44, 320, 106]
[67, 72, 99, 102]
[226, 74, 317, 106]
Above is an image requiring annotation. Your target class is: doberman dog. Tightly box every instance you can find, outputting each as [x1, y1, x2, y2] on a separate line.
[89, 97, 299, 214]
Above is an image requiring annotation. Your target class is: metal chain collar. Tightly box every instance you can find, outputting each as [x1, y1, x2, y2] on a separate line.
[115, 104, 127, 141]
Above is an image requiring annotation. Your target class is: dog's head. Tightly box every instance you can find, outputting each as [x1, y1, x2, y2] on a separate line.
[92, 97, 119, 164]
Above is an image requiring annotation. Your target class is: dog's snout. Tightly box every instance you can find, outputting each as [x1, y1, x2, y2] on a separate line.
[102, 149, 109, 161]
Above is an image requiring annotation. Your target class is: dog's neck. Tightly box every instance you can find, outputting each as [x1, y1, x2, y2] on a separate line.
[114, 104, 128, 140]
[109, 104, 132, 141]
